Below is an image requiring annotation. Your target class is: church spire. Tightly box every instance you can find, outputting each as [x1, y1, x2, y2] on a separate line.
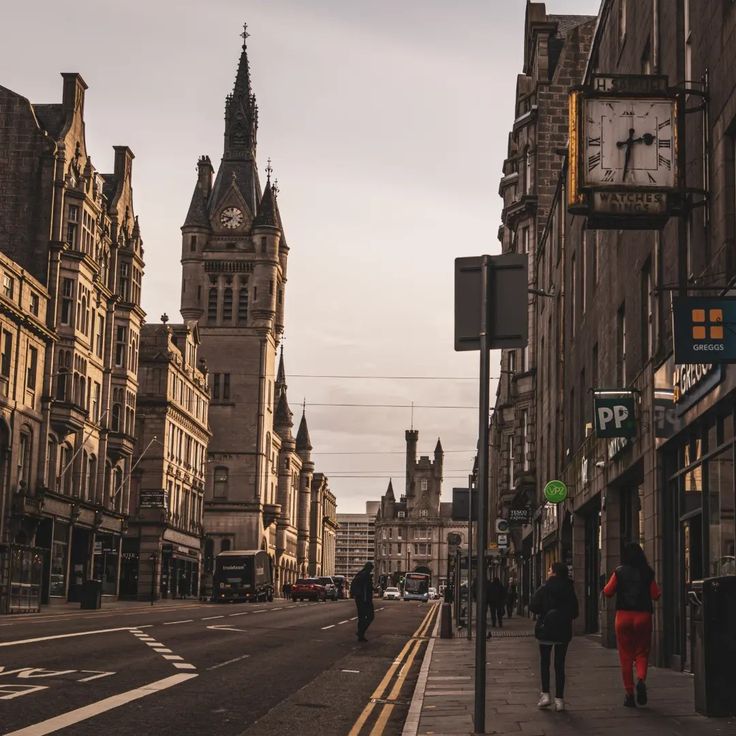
[223, 22, 258, 161]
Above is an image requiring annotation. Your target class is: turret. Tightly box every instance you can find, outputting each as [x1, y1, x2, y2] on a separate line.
[434, 437, 443, 479]
[405, 429, 418, 497]
[251, 175, 282, 331]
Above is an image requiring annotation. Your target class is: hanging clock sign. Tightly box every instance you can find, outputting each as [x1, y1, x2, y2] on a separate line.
[568, 74, 681, 229]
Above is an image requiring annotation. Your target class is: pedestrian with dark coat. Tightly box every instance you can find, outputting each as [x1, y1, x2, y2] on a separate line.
[530, 562, 579, 712]
[506, 580, 518, 618]
[603, 543, 661, 708]
[350, 562, 375, 642]
[487, 577, 507, 628]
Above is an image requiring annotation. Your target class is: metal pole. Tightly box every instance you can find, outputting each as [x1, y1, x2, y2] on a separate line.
[467, 474, 473, 640]
[474, 255, 491, 734]
[150, 554, 156, 606]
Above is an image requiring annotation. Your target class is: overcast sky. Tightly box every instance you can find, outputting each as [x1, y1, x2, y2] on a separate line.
[3, 0, 599, 512]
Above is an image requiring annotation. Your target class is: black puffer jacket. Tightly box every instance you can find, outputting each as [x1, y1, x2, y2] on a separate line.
[530, 576, 579, 643]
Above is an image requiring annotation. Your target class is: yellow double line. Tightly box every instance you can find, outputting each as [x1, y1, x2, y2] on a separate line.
[348, 603, 438, 736]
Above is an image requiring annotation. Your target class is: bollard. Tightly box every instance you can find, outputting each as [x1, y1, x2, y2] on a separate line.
[440, 602, 453, 638]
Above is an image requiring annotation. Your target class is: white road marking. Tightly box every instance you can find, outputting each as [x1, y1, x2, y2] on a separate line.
[201, 615, 224, 621]
[349, 617, 358, 621]
[0, 627, 139, 648]
[152, 648, 172, 654]
[228, 612, 249, 617]
[206, 654, 250, 671]
[144, 642, 164, 647]
[272, 607, 282, 611]
[162, 655, 183, 661]
[321, 625, 335, 630]
[162, 619, 193, 625]
[338, 620, 350, 625]
[206, 624, 245, 632]
[252, 609, 266, 613]
[3, 673, 198, 735]
[77, 671, 115, 683]
[341, 669, 360, 674]
[173, 663, 196, 670]
[0, 685, 48, 700]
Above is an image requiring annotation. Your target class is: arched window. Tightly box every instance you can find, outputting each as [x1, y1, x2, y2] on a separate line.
[112, 466, 123, 511]
[87, 454, 97, 502]
[213, 466, 229, 498]
[60, 443, 73, 494]
[223, 288, 233, 322]
[111, 403, 121, 432]
[81, 450, 88, 499]
[208, 287, 218, 322]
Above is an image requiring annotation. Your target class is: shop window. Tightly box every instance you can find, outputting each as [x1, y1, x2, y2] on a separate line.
[50, 522, 69, 597]
[707, 448, 735, 577]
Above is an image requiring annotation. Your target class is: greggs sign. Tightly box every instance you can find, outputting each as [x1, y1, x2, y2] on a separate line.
[673, 297, 736, 363]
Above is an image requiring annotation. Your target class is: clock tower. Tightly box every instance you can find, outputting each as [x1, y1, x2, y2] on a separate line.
[180, 26, 289, 555]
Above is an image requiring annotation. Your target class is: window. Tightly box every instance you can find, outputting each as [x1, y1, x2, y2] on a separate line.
[1, 330, 12, 378]
[132, 267, 142, 305]
[420, 479, 428, 491]
[508, 434, 514, 490]
[119, 262, 130, 301]
[2, 274, 13, 299]
[238, 288, 248, 323]
[115, 326, 126, 367]
[524, 147, 532, 194]
[684, 0, 692, 84]
[617, 303, 626, 386]
[397, 543, 402, 554]
[18, 432, 31, 487]
[419, 509, 428, 518]
[212, 373, 220, 400]
[223, 373, 230, 400]
[641, 259, 653, 361]
[128, 333, 138, 373]
[26, 345, 38, 392]
[522, 409, 530, 472]
[397, 511, 405, 519]
[66, 204, 79, 245]
[618, 0, 627, 44]
[30, 292, 39, 317]
[208, 287, 218, 322]
[223, 287, 233, 321]
[520, 226, 529, 254]
[91, 382, 101, 421]
[214, 466, 229, 497]
[190, 235, 197, 252]
[61, 278, 74, 325]
[95, 314, 104, 358]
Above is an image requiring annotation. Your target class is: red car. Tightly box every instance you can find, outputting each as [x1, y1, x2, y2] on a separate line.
[291, 578, 327, 602]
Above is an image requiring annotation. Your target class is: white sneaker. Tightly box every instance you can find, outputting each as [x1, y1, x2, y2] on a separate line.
[537, 693, 551, 708]
[554, 698, 565, 712]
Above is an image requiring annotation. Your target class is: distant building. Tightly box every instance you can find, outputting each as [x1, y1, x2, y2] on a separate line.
[335, 502, 379, 579]
[374, 431, 470, 589]
[126, 321, 210, 600]
[321, 488, 337, 576]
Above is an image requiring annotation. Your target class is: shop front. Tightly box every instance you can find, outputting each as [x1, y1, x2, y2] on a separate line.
[655, 359, 736, 672]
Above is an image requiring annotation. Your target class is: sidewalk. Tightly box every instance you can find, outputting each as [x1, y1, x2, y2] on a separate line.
[406, 614, 735, 736]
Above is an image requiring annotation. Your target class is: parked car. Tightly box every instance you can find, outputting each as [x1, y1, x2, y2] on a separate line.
[383, 586, 401, 600]
[316, 576, 339, 601]
[332, 575, 348, 599]
[428, 587, 438, 600]
[291, 578, 326, 602]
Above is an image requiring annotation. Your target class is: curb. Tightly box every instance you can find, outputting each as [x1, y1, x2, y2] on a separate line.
[402, 604, 441, 736]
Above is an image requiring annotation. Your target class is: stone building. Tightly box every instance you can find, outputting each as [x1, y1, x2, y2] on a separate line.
[335, 501, 379, 579]
[375, 430, 469, 589]
[0, 73, 144, 601]
[489, 3, 595, 608]
[124, 320, 210, 600]
[498, 0, 736, 680]
[321, 488, 337, 577]
[178, 32, 291, 561]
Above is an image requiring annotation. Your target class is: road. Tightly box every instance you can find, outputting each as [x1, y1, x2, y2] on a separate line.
[0, 598, 437, 736]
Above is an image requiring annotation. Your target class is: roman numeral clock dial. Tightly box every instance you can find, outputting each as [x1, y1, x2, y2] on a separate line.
[582, 97, 676, 188]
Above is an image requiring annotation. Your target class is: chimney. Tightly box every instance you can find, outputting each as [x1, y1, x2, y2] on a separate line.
[197, 155, 214, 198]
[61, 73, 88, 117]
[113, 146, 135, 184]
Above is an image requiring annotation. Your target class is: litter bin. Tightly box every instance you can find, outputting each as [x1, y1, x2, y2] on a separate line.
[690, 576, 736, 717]
[80, 579, 102, 610]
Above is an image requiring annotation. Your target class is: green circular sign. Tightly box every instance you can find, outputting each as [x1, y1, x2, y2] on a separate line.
[544, 480, 568, 504]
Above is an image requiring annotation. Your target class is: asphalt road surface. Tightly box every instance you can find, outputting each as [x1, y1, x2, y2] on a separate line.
[0, 598, 437, 736]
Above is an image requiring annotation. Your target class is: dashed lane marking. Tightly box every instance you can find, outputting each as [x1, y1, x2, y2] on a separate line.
[350, 617, 358, 621]
[162, 655, 184, 661]
[206, 654, 250, 671]
[228, 612, 249, 617]
[130, 629, 196, 672]
[152, 648, 172, 654]
[0, 627, 142, 648]
[162, 619, 193, 625]
[201, 616, 224, 621]
[3, 673, 198, 736]
[321, 625, 335, 630]
[173, 663, 196, 670]
[338, 620, 350, 624]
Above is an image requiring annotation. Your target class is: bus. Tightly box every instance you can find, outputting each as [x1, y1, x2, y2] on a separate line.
[403, 572, 431, 601]
[213, 550, 274, 603]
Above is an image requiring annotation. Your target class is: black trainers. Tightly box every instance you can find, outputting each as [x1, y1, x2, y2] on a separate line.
[624, 694, 637, 708]
[636, 680, 648, 706]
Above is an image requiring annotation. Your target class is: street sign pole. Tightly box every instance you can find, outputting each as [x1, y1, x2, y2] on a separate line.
[474, 255, 491, 734]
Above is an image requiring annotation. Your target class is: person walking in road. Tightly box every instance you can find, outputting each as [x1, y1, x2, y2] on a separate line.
[530, 562, 579, 712]
[603, 543, 661, 708]
[350, 562, 375, 642]
[506, 580, 518, 618]
[487, 576, 507, 628]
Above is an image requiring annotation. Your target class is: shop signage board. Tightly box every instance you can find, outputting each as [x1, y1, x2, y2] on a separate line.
[673, 362, 723, 415]
[673, 297, 736, 363]
[568, 73, 681, 229]
[508, 507, 531, 526]
[543, 480, 568, 504]
[593, 391, 637, 438]
[139, 490, 169, 510]
[497, 534, 509, 548]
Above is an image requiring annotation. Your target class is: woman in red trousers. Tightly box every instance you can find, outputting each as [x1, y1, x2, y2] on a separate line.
[603, 543, 661, 708]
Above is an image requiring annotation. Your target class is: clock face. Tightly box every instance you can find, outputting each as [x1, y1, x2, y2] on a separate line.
[220, 207, 244, 229]
[583, 97, 676, 188]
